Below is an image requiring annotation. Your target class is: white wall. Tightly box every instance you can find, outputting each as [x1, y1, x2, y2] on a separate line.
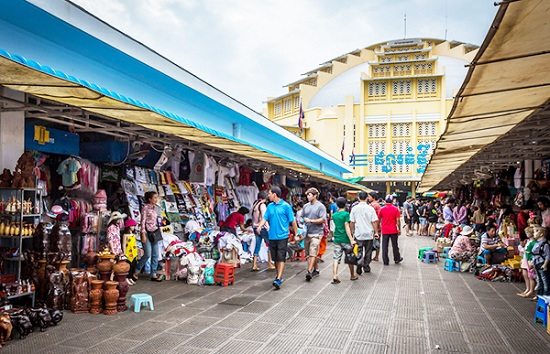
[0, 88, 25, 171]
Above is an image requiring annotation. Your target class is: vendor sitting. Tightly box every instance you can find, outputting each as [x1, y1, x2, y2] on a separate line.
[287, 229, 305, 260]
[220, 207, 250, 235]
[479, 222, 507, 264]
[449, 225, 476, 262]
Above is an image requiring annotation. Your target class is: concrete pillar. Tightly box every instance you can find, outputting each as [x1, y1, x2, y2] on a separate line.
[386, 181, 391, 196]
[411, 182, 416, 198]
[0, 88, 25, 171]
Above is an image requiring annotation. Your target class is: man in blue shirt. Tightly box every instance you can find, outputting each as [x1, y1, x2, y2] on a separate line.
[256, 186, 297, 290]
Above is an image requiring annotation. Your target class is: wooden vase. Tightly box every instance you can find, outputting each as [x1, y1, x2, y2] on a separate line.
[89, 280, 104, 315]
[103, 281, 119, 315]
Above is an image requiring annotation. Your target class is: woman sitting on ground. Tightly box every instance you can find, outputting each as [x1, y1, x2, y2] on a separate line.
[448, 225, 476, 262]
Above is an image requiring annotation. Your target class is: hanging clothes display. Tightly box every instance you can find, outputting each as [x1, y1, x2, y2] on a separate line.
[189, 152, 205, 183]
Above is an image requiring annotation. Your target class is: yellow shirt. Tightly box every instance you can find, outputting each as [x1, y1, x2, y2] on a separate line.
[123, 233, 138, 262]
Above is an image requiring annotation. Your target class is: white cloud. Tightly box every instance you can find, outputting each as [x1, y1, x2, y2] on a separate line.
[70, 0, 497, 111]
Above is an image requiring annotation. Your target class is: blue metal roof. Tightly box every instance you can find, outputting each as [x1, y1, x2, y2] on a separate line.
[0, 0, 352, 180]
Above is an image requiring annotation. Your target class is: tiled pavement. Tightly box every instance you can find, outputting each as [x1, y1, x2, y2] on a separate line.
[4, 235, 550, 354]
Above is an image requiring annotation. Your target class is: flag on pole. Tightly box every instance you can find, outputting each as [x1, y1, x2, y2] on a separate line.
[298, 100, 304, 132]
[349, 146, 355, 165]
[340, 139, 345, 161]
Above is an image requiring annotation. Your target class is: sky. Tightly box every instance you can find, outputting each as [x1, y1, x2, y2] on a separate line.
[70, 0, 498, 112]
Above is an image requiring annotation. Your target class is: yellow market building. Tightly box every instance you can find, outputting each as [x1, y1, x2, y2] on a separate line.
[265, 38, 478, 195]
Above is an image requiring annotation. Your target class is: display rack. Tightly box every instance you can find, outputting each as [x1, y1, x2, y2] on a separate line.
[0, 188, 42, 281]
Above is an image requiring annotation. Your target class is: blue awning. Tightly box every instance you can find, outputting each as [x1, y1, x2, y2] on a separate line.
[0, 0, 367, 191]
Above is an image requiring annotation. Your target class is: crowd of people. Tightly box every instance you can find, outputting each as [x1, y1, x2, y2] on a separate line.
[102, 184, 550, 296]
[400, 195, 550, 298]
[254, 186, 403, 290]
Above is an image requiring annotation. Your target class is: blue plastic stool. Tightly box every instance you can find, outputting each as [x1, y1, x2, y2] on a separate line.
[534, 295, 549, 326]
[442, 247, 451, 259]
[476, 256, 487, 265]
[444, 258, 461, 272]
[130, 293, 154, 313]
[422, 251, 438, 264]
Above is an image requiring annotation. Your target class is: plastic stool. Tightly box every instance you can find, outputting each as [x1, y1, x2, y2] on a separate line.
[534, 295, 550, 327]
[476, 256, 487, 265]
[418, 247, 433, 260]
[422, 251, 438, 264]
[292, 249, 306, 262]
[444, 258, 461, 272]
[214, 263, 235, 287]
[130, 293, 154, 313]
[442, 247, 451, 259]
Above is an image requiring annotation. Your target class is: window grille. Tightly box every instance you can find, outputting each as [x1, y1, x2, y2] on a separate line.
[283, 98, 292, 113]
[293, 96, 300, 110]
[368, 141, 385, 173]
[274, 102, 282, 116]
[392, 123, 411, 137]
[417, 122, 437, 136]
[392, 80, 412, 95]
[417, 79, 437, 95]
[368, 124, 386, 138]
[392, 140, 412, 173]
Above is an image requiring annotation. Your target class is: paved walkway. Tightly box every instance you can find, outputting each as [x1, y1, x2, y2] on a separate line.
[4, 235, 550, 354]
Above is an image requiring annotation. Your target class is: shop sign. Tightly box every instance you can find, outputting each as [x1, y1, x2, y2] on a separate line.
[349, 143, 432, 173]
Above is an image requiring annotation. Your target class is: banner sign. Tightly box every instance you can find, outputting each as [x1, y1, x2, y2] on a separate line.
[349, 143, 432, 173]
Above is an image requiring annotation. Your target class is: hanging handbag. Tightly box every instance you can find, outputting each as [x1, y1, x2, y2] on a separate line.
[147, 228, 163, 243]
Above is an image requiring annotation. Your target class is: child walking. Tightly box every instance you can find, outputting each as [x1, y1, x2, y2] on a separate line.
[123, 219, 139, 285]
[331, 197, 357, 284]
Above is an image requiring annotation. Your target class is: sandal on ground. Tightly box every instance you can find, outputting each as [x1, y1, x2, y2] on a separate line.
[331, 278, 341, 284]
[251, 268, 260, 272]
[350, 276, 359, 281]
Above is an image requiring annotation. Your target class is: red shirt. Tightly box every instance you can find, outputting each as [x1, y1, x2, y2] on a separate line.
[223, 212, 244, 229]
[379, 204, 400, 235]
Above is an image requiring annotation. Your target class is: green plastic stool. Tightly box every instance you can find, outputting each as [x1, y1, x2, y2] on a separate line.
[130, 293, 154, 313]
[418, 247, 433, 260]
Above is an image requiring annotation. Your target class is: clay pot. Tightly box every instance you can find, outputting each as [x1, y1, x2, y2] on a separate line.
[69, 268, 89, 313]
[97, 256, 114, 281]
[113, 259, 130, 312]
[103, 281, 119, 315]
[89, 280, 104, 315]
[83, 238, 98, 274]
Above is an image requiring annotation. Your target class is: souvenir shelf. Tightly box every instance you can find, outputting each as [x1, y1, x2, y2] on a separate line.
[0, 188, 42, 281]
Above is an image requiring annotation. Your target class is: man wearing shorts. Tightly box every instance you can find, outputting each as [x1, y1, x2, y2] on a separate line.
[256, 186, 297, 290]
[403, 198, 413, 236]
[301, 187, 327, 281]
